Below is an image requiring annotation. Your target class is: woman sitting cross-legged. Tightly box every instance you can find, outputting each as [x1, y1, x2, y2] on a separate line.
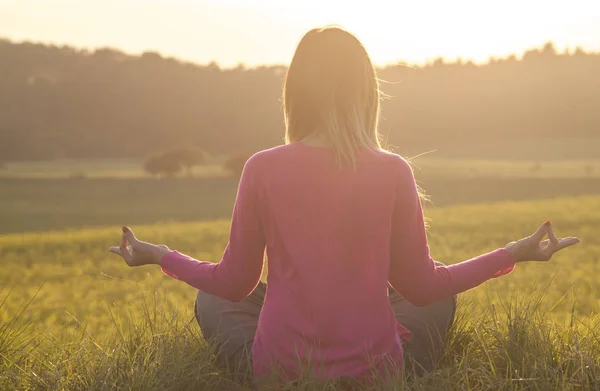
[109, 26, 580, 386]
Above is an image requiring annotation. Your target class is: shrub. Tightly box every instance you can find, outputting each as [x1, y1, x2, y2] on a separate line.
[143, 153, 182, 178]
[143, 147, 206, 178]
[171, 146, 206, 176]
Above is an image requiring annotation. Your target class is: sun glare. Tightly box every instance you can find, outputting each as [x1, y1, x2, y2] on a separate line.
[267, 0, 600, 66]
[0, 0, 598, 66]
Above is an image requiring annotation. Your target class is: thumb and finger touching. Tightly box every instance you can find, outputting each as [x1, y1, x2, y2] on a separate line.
[123, 227, 138, 246]
[536, 223, 580, 260]
[545, 225, 580, 252]
[108, 227, 138, 264]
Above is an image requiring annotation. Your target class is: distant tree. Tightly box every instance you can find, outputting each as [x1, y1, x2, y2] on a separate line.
[523, 48, 542, 62]
[431, 57, 445, 68]
[224, 153, 251, 177]
[143, 155, 162, 177]
[171, 146, 206, 176]
[143, 153, 182, 178]
[141, 51, 163, 61]
[541, 42, 557, 56]
[585, 164, 594, 176]
[573, 46, 586, 57]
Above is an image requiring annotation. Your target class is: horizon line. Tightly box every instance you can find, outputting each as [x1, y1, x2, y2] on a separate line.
[3, 36, 599, 70]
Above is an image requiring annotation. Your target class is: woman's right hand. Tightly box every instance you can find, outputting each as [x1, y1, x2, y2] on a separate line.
[108, 226, 171, 267]
[505, 221, 580, 263]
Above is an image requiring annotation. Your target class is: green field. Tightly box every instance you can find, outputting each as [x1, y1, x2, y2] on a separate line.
[2, 157, 600, 180]
[3, 173, 600, 234]
[0, 159, 229, 179]
[2, 194, 600, 390]
[2, 156, 600, 389]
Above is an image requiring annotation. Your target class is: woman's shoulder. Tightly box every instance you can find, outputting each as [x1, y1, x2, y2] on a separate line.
[246, 144, 295, 164]
[242, 144, 297, 174]
[372, 148, 414, 174]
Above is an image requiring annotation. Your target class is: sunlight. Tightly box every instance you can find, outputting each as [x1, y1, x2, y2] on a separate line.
[276, 0, 598, 66]
[0, 0, 599, 66]
[2, 1, 600, 390]
[206, 0, 600, 66]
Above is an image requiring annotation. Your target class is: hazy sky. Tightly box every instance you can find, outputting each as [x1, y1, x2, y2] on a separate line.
[1, 0, 599, 67]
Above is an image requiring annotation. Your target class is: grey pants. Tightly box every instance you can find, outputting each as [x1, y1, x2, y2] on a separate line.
[194, 263, 456, 378]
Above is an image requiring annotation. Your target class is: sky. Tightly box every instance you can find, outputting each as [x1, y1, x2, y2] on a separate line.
[1, 0, 599, 67]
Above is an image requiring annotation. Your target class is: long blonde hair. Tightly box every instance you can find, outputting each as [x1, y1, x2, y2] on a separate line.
[283, 26, 383, 168]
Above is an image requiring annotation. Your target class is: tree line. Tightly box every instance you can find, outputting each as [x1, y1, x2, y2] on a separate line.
[1, 39, 599, 162]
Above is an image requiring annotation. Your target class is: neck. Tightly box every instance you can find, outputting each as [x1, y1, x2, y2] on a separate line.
[299, 135, 333, 148]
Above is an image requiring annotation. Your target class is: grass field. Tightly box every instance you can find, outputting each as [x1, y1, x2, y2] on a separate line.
[2, 195, 600, 390]
[2, 157, 600, 180]
[0, 159, 229, 179]
[3, 174, 600, 234]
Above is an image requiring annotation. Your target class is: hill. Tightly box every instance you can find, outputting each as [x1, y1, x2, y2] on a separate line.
[1, 39, 600, 161]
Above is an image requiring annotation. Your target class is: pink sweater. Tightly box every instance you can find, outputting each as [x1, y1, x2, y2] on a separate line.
[160, 142, 515, 381]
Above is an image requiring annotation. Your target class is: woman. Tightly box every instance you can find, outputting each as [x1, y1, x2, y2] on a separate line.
[109, 26, 580, 384]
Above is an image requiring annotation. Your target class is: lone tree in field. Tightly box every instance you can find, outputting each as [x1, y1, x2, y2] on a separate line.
[143, 153, 183, 178]
[224, 153, 251, 177]
[172, 146, 206, 176]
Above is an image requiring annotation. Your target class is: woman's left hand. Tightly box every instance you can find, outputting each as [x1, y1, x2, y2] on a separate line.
[505, 222, 580, 263]
[109, 227, 171, 267]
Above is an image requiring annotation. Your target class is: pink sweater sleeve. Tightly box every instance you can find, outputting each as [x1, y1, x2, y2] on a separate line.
[159, 156, 266, 302]
[388, 158, 515, 307]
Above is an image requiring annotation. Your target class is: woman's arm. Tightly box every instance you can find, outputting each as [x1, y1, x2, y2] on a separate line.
[159, 156, 266, 302]
[388, 158, 515, 307]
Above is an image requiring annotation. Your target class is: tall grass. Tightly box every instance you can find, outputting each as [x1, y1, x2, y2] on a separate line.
[1, 195, 600, 389]
[2, 291, 599, 390]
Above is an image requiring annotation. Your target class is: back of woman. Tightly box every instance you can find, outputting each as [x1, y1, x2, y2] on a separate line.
[250, 143, 404, 378]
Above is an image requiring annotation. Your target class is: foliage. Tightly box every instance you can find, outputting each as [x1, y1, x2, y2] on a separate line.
[2, 39, 600, 161]
[143, 152, 183, 178]
[143, 147, 206, 178]
[1, 196, 599, 389]
[173, 146, 207, 176]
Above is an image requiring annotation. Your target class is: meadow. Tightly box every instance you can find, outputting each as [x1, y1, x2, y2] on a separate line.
[3, 157, 600, 234]
[1, 190, 600, 390]
[2, 156, 600, 390]
[3, 156, 600, 180]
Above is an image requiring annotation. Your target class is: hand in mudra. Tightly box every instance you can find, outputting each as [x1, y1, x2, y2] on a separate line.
[109, 227, 171, 267]
[506, 222, 580, 263]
